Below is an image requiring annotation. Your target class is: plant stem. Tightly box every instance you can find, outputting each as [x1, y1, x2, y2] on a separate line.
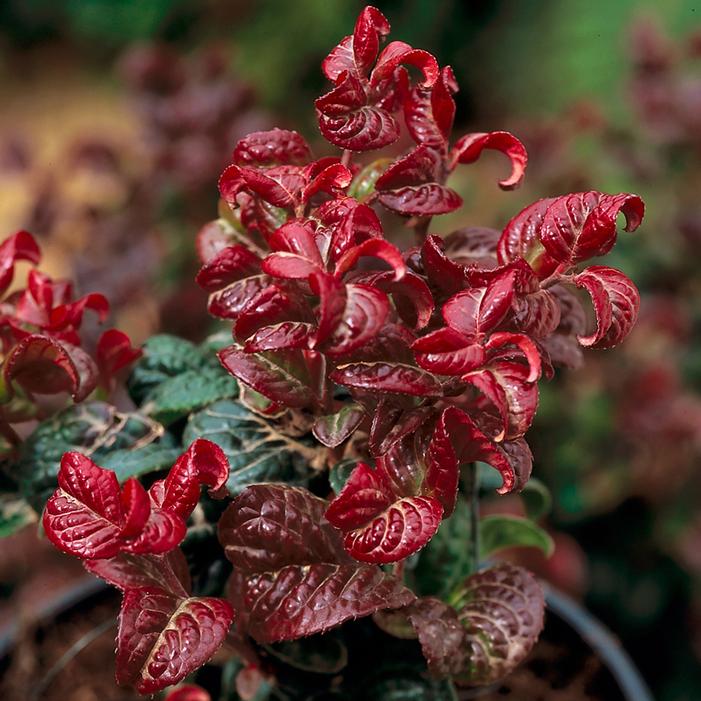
[466, 462, 480, 573]
[341, 149, 352, 167]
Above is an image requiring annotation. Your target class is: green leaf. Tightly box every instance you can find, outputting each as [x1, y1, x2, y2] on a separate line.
[348, 158, 393, 199]
[143, 367, 238, 425]
[98, 441, 181, 483]
[127, 334, 218, 405]
[18, 401, 166, 510]
[0, 494, 36, 537]
[414, 497, 472, 598]
[479, 515, 554, 560]
[328, 459, 358, 495]
[183, 399, 319, 495]
[521, 478, 552, 520]
[478, 464, 552, 519]
[263, 633, 348, 674]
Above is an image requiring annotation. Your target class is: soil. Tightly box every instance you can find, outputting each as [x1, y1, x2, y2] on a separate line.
[0, 586, 626, 701]
[0, 588, 140, 701]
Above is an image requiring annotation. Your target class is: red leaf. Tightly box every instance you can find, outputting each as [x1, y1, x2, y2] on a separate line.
[443, 226, 500, 267]
[370, 41, 439, 89]
[441, 408, 532, 494]
[196, 245, 262, 291]
[195, 220, 241, 265]
[303, 162, 353, 201]
[218, 345, 317, 408]
[85, 550, 191, 597]
[244, 321, 315, 352]
[120, 478, 151, 538]
[375, 145, 461, 216]
[116, 587, 233, 694]
[497, 192, 644, 276]
[322, 6, 390, 82]
[233, 129, 311, 167]
[219, 484, 414, 641]
[420, 235, 468, 297]
[404, 66, 458, 148]
[150, 439, 229, 519]
[334, 238, 406, 281]
[316, 74, 400, 151]
[207, 274, 271, 320]
[0, 230, 41, 297]
[4, 334, 98, 401]
[96, 329, 142, 380]
[219, 164, 305, 210]
[43, 452, 126, 559]
[234, 285, 308, 342]
[573, 265, 640, 349]
[442, 269, 517, 340]
[325, 441, 449, 564]
[354, 270, 434, 330]
[412, 327, 486, 375]
[330, 361, 443, 396]
[378, 181, 461, 216]
[449, 131, 528, 190]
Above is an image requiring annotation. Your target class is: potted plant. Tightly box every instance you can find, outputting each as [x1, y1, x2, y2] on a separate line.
[1, 6, 654, 699]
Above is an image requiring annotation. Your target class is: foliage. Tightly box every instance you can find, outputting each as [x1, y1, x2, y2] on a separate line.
[21, 5, 646, 697]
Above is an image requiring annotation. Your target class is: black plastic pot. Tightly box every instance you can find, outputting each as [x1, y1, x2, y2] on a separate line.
[0, 577, 654, 701]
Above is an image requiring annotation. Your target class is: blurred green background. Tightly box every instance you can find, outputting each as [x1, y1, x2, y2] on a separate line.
[2, 1, 701, 699]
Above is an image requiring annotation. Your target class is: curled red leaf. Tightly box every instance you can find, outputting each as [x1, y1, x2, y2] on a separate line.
[449, 131, 528, 190]
[573, 265, 640, 349]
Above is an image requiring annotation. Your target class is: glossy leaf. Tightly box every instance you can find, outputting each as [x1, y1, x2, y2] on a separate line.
[449, 131, 528, 190]
[573, 265, 640, 349]
[330, 362, 442, 397]
[451, 563, 545, 685]
[19, 401, 165, 511]
[479, 515, 554, 559]
[497, 191, 644, 277]
[233, 129, 311, 167]
[164, 685, 211, 701]
[4, 334, 98, 402]
[218, 345, 317, 409]
[219, 484, 414, 641]
[116, 587, 233, 694]
[142, 366, 238, 425]
[183, 399, 317, 495]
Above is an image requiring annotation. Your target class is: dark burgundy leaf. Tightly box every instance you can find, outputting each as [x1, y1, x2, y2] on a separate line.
[407, 598, 470, 677]
[412, 327, 486, 375]
[85, 550, 191, 597]
[244, 321, 315, 352]
[319, 284, 390, 358]
[116, 587, 233, 694]
[218, 345, 317, 408]
[404, 66, 458, 148]
[421, 235, 468, 296]
[451, 563, 544, 684]
[330, 362, 442, 396]
[219, 484, 414, 641]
